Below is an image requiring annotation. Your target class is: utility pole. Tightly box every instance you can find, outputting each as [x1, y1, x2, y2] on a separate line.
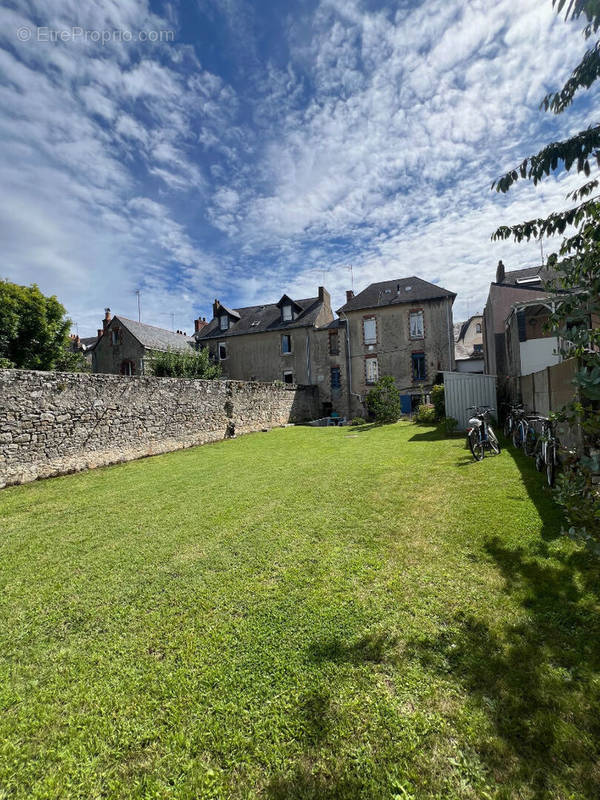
[135, 289, 142, 322]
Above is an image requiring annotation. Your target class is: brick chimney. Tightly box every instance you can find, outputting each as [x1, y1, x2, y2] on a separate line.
[212, 299, 221, 318]
[194, 317, 208, 334]
[496, 260, 505, 284]
[346, 289, 354, 302]
[103, 307, 111, 330]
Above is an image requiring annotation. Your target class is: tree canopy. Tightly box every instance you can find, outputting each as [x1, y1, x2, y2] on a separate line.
[492, 0, 600, 548]
[0, 280, 85, 371]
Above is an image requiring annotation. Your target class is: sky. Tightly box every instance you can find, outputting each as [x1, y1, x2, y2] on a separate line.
[0, 0, 597, 335]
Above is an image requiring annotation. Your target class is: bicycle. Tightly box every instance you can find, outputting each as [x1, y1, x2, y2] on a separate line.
[522, 415, 547, 457]
[503, 402, 524, 439]
[466, 406, 501, 461]
[534, 417, 559, 487]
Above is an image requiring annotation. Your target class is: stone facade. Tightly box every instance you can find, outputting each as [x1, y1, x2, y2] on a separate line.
[0, 370, 319, 488]
[338, 280, 456, 418]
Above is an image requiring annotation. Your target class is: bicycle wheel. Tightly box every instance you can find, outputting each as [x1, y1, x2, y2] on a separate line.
[469, 431, 484, 461]
[512, 422, 523, 449]
[524, 425, 537, 457]
[503, 417, 511, 438]
[546, 444, 555, 487]
[488, 427, 501, 455]
[535, 443, 544, 472]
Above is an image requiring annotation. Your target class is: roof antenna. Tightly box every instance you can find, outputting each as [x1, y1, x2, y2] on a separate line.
[346, 265, 354, 291]
[135, 289, 142, 322]
[540, 237, 545, 267]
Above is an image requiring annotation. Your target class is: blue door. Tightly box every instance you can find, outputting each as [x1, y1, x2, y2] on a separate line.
[400, 394, 412, 414]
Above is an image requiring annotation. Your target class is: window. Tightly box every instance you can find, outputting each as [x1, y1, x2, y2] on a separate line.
[363, 317, 377, 344]
[120, 360, 133, 375]
[283, 370, 293, 384]
[365, 357, 378, 384]
[473, 343, 483, 353]
[281, 334, 292, 354]
[409, 310, 424, 339]
[475, 322, 482, 334]
[412, 352, 426, 381]
[329, 330, 339, 355]
[219, 315, 229, 331]
[282, 304, 292, 322]
[218, 342, 227, 360]
[331, 366, 341, 389]
[111, 329, 119, 345]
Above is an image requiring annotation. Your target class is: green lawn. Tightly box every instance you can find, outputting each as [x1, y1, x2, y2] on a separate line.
[1, 423, 599, 800]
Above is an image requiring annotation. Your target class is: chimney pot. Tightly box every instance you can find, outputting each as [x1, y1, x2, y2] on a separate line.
[346, 289, 354, 302]
[496, 259, 505, 284]
[103, 307, 112, 330]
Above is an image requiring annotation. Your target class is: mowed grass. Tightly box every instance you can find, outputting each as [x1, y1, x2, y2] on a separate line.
[1, 423, 599, 800]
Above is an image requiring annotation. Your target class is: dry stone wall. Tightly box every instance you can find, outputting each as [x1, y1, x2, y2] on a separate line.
[0, 370, 319, 488]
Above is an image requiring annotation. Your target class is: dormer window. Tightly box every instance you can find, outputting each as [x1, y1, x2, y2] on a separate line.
[219, 315, 229, 331]
[282, 304, 292, 322]
[277, 294, 302, 323]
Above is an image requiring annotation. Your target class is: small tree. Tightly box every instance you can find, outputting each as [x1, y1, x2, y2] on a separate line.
[365, 375, 401, 423]
[149, 346, 222, 379]
[431, 384, 445, 421]
[0, 279, 76, 370]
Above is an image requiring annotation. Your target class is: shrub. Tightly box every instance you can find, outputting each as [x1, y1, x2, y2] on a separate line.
[149, 347, 221, 379]
[415, 403, 436, 424]
[351, 416, 366, 426]
[443, 416, 458, 435]
[431, 384, 445, 421]
[365, 376, 401, 424]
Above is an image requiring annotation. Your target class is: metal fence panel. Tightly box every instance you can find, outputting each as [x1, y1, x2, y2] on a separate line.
[442, 371, 498, 431]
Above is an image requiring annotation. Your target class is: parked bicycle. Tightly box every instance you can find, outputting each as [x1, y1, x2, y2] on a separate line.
[466, 406, 501, 461]
[533, 417, 559, 487]
[503, 403, 526, 444]
[522, 414, 548, 457]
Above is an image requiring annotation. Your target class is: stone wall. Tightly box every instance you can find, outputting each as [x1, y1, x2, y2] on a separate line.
[0, 370, 319, 488]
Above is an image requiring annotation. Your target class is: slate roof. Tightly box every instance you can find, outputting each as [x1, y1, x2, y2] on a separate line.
[456, 315, 482, 343]
[80, 336, 99, 350]
[500, 266, 555, 287]
[337, 277, 456, 314]
[114, 317, 196, 352]
[197, 297, 324, 340]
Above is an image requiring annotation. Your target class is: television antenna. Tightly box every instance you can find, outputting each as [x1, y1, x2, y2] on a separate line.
[135, 289, 142, 322]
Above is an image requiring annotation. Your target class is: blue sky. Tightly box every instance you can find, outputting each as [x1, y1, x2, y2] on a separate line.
[0, 0, 596, 335]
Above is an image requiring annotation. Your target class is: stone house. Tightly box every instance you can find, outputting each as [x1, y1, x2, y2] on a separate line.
[195, 287, 350, 418]
[92, 309, 199, 375]
[454, 315, 484, 373]
[482, 260, 552, 380]
[336, 276, 456, 417]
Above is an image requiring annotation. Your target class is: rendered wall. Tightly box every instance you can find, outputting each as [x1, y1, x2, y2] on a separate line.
[0, 370, 319, 488]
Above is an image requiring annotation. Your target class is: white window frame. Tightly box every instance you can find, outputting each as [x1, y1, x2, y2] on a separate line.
[218, 341, 227, 360]
[219, 315, 229, 331]
[409, 310, 424, 339]
[363, 317, 377, 345]
[365, 357, 378, 384]
[282, 304, 292, 322]
[283, 370, 294, 384]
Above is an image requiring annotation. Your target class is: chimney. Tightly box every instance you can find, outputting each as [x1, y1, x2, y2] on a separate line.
[97, 329, 103, 338]
[496, 260, 505, 284]
[212, 299, 221, 318]
[346, 289, 354, 302]
[103, 307, 111, 330]
[318, 286, 330, 303]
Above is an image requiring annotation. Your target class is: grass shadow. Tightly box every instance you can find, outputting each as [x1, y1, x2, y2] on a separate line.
[404, 536, 600, 799]
[408, 424, 447, 442]
[308, 630, 398, 665]
[500, 436, 564, 541]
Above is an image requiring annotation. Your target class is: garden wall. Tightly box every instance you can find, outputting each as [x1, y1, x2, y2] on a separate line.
[0, 370, 319, 488]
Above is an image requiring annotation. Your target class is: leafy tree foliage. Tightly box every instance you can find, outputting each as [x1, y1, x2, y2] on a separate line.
[0, 279, 81, 371]
[492, 0, 600, 547]
[149, 346, 222, 379]
[365, 375, 401, 423]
